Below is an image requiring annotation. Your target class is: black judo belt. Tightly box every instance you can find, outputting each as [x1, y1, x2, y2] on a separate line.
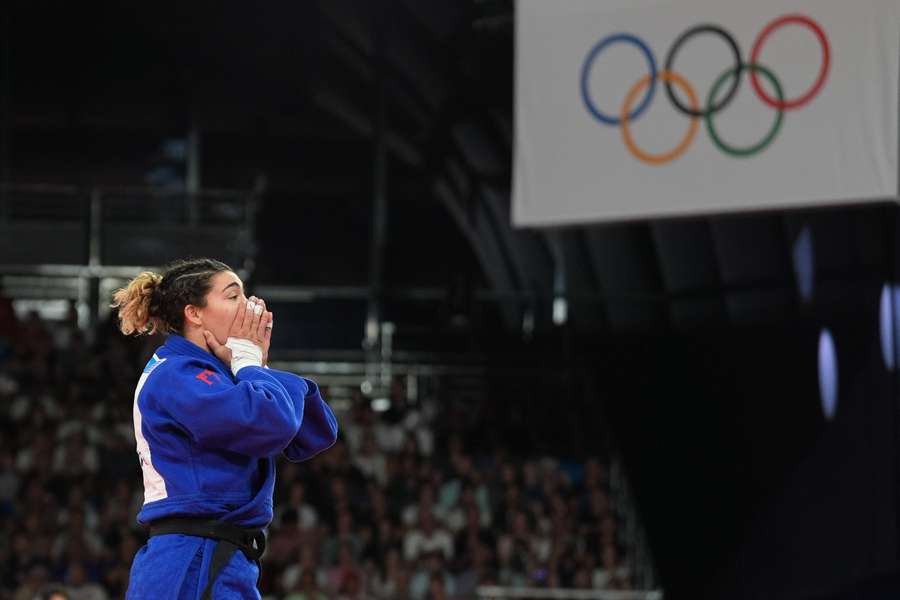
[149, 517, 266, 599]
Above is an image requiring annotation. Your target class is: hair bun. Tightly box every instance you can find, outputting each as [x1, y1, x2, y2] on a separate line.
[111, 271, 165, 336]
[146, 272, 164, 299]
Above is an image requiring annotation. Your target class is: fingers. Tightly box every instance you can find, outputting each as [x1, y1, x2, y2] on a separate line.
[237, 297, 256, 337]
[203, 330, 232, 364]
[203, 330, 221, 350]
[231, 295, 271, 345]
[247, 298, 263, 339]
[255, 299, 269, 340]
[263, 312, 273, 343]
[259, 311, 272, 342]
[231, 295, 248, 334]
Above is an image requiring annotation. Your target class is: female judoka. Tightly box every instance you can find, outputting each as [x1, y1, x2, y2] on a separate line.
[111, 258, 338, 599]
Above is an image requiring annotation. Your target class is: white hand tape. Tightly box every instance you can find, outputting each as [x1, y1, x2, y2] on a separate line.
[225, 337, 263, 375]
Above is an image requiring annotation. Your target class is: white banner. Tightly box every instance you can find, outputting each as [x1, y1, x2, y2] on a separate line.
[513, 0, 900, 227]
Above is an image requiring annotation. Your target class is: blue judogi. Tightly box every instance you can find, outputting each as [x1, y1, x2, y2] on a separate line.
[126, 333, 338, 599]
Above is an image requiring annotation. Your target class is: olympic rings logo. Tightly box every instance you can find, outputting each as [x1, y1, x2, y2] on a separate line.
[580, 14, 830, 165]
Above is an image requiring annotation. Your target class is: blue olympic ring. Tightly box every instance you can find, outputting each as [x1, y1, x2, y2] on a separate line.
[580, 33, 657, 126]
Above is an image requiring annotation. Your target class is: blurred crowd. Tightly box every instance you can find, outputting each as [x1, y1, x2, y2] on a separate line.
[0, 295, 631, 600]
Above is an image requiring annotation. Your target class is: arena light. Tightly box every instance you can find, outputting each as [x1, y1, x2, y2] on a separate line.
[522, 307, 535, 337]
[791, 225, 814, 303]
[879, 283, 900, 370]
[552, 296, 568, 326]
[371, 398, 391, 412]
[818, 328, 838, 421]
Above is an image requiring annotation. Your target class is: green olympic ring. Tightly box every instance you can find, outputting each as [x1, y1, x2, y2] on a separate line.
[704, 63, 785, 158]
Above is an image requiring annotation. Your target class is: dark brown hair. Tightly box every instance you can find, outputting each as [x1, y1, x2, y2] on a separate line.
[111, 258, 232, 335]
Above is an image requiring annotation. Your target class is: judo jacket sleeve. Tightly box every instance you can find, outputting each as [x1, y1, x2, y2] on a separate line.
[150, 358, 305, 458]
[263, 368, 339, 463]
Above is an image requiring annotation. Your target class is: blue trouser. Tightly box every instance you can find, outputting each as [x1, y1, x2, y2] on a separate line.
[126, 534, 261, 600]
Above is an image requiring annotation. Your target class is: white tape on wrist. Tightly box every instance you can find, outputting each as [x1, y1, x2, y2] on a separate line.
[225, 337, 263, 375]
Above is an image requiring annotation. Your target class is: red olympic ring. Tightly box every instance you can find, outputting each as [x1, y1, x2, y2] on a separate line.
[750, 14, 830, 111]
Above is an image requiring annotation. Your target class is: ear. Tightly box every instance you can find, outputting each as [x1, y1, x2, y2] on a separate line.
[183, 304, 203, 328]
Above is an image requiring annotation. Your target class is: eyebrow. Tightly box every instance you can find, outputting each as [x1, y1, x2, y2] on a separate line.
[222, 282, 242, 293]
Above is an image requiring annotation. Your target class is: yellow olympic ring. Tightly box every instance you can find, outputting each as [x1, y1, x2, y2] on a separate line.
[620, 70, 699, 165]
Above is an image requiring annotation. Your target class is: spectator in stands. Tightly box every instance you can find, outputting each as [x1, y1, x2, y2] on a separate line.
[340, 391, 372, 456]
[404, 508, 453, 564]
[276, 481, 320, 533]
[363, 513, 400, 567]
[266, 509, 306, 570]
[453, 504, 494, 572]
[52, 429, 99, 478]
[374, 396, 406, 454]
[353, 429, 387, 485]
[369, 547, 406, 599]
[409, 551, 453, 600]
[0, 281, 18, 356]
[50, 300, 81, 351]
[327, 541, 366, 598]
[282, 542, 328, 594]
[51, 508, 104, 565]
[62, 561, 107, 600]
[284, 569, 328, 600]
[599, 541, 630, 590]
[13, 564, 51, 600]
[101, 533, 140, 598]
[323, 508, 362, 566]
[427, 572, 448, 600]
[0, 450, 19, 518]
[402, 484, 436, 528]
[33, 585, 72, 600]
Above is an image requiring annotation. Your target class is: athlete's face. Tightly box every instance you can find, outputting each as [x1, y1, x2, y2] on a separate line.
[196, 270, 247, 344]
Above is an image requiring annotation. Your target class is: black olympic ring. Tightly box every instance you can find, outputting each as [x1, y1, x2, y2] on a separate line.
[663, 24, 743, 119]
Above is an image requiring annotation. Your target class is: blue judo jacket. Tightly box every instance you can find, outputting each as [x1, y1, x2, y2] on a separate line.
[132, 333, 338, 529]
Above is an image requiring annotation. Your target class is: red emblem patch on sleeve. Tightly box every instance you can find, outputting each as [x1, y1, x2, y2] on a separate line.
[195, 369, 222, 385]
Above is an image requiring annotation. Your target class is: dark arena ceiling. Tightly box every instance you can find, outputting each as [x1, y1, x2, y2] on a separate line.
[1, 0, 894, 352]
